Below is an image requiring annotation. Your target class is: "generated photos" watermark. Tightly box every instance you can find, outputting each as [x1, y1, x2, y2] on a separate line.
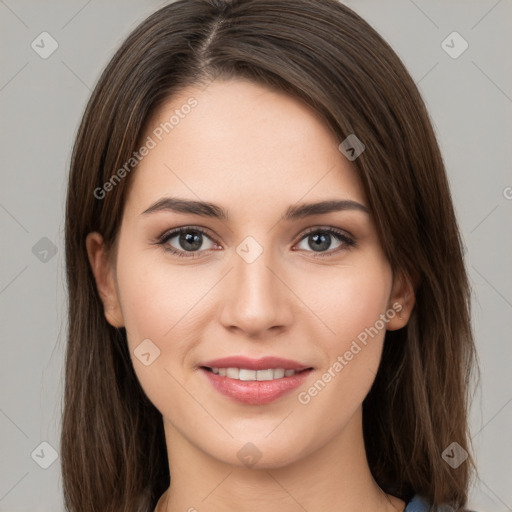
[298, 302, 403, 405]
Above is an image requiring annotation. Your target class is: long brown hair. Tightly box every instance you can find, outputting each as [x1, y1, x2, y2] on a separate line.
[62, 1, 478, 510]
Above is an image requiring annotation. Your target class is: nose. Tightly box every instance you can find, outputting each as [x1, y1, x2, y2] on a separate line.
[218, 244, 293, 338]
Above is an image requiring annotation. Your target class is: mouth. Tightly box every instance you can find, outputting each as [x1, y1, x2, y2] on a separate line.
[200, 366, 312, 381]
[198, 356, 314, 405]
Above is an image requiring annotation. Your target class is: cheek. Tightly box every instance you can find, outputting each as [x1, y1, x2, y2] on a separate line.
[297, 260, 392, 349]
[116, 253, 211, 345]
[295, 258, 392, 403]
[115, 253, 214, 410]
[293, 264, 392, 431]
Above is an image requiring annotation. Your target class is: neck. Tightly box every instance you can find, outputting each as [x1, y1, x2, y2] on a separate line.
[156, 408, 405, 512]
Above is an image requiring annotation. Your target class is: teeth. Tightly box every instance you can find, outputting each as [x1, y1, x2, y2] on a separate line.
[256, 369, 274, 381]
[209, 367, 299, 381]
[239, 369, 256, 380]
[226, 367, 239, 379]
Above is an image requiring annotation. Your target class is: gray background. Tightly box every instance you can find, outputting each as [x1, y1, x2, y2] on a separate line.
[0, 0, 511, 510]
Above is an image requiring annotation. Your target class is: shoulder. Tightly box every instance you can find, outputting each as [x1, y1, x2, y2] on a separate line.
[405, 494, 480, 512]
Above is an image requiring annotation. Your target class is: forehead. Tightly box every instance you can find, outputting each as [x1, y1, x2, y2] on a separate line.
[125, 78, 366, 216]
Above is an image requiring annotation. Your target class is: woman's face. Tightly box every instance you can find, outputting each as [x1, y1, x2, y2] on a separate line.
[87, 78, 411, 468]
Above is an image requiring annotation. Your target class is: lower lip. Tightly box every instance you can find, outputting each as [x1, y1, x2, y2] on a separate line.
[200, 367, 313, 405]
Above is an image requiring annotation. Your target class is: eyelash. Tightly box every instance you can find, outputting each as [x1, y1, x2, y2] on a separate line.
[154, 225, 356, 260]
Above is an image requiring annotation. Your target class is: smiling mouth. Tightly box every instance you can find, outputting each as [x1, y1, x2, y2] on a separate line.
[200, 366, 313, 381]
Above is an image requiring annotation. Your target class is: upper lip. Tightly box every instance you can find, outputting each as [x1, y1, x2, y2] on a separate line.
[200, 356, 312, 371]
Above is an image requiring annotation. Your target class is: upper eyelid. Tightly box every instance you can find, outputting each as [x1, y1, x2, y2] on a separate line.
[299, 225, 354, 239]
[158, 225, 218, 243]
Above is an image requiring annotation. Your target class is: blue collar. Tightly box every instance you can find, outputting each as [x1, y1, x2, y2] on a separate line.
[404, 494, 431, 511]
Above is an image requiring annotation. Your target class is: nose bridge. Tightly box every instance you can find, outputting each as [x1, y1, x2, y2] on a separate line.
[219, 235, 292, 335]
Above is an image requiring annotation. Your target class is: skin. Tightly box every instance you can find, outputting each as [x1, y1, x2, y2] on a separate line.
[86, 78, 415, 512]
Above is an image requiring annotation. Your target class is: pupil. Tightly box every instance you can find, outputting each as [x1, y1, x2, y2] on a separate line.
[180, 231, 202, 251]
[310, 233, 330, 251]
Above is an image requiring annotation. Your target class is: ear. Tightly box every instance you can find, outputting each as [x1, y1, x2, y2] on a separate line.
[386, 269, 416, 331]
[85, 232, 125, 328]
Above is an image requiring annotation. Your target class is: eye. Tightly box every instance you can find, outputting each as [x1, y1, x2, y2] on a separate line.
[154, 226, 356, 259]
[156, 227, 219, 258]
[294, 227, 355, 257]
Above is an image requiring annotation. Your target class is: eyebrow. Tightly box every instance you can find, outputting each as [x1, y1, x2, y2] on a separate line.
[140, 197, 370, 221]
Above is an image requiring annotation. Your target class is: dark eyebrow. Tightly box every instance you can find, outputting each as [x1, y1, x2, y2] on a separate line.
[140, 197, 370, 220]
[283, 199, 370, 220]
[140, 197, 229, 219]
